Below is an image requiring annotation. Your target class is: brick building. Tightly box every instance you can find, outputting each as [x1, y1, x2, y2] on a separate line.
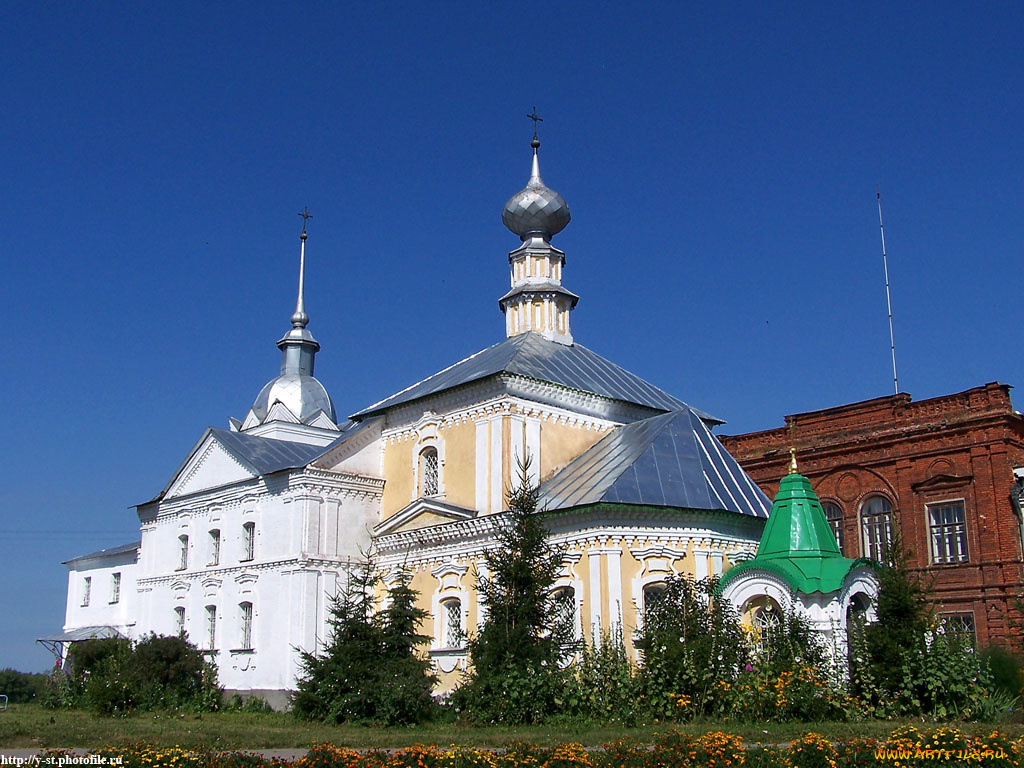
[719, 382, 1024, 648]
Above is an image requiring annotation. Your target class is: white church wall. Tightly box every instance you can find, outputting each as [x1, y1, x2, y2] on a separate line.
[63, 550, 138, 636]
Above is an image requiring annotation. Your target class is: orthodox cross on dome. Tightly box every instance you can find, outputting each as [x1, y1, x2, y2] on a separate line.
[526, 107, 543, 146]
[298, 206, 312, 239]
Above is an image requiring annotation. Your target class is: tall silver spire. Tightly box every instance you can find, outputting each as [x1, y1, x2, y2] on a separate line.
[291, 207, 311, 329]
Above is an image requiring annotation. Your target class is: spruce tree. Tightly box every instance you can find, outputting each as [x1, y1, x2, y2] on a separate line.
[455, 461, 577, 723]
[292, 558, 436, 724]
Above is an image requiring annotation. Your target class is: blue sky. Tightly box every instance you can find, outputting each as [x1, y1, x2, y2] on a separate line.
[2, 3, 1022, 672]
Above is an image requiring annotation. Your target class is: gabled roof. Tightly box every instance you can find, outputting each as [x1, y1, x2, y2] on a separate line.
[141, 419, 373, 506]
[352, 332, 721, 422]
[537, 409, 771, 518]
[63, 541, 140, 566]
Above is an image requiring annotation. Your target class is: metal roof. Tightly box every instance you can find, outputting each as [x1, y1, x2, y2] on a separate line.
[537, 409, 771, 518]
[37, 625, 128, 643]
[142, 419, 371, 506]
[63, 541, 140, 566]
[353, 332, 721, 422]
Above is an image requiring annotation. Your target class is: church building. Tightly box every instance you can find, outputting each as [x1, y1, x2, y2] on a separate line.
[51, 131, 872, 707]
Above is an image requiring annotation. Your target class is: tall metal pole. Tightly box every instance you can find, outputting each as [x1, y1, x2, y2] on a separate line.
[877, 187, 899, 394]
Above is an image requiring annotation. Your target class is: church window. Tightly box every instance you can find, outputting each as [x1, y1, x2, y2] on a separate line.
[242, 522, 255, 562]
[81, 577, 91, 607]
[550, 586, 575, 624]
[929, 501, 969, 564]
[110, 572, 121, 604]
[206, 605, 217, 650]
[175, 606, 185, 636]
[860, 495, 893, 561]
[821, 502, 844, 553]
[752, 602, 782, 654]
[440, 597, 462, 648]
[208, 529, 220, 566]
[178, 535, 189, 571]
[239, 601, 254, 650]
[420, 448, 439, 497]
[642, 582, 668, 617]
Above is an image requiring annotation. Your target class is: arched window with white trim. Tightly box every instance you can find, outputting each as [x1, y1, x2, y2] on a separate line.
[440, 596, 462, 648]
[420, 447, 439, 497]
[860, 495, 894, 561]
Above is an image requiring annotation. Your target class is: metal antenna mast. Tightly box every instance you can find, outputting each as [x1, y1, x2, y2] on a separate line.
[876, 187, 899, 394]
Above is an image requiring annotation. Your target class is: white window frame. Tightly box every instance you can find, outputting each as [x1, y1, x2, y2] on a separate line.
[440, 596, 463, 648]
[208, 529, 220, 566]
[928, 498, 969, 564]
[178, 534, 189, 571]
[205, 604, 217, 650]
[241, 522, 255, 562]
[420, 447, 440, 497]
[175, 606, 186, 636]
[110, 572, 121, 604]
[239, 601, 253, 650]
[81, 576, 91, 607]
[860, 495, 894, 561]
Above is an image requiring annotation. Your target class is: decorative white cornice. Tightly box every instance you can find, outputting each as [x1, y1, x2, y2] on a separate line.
[378, 372, 659, 434]
[375, 506, 762, 570]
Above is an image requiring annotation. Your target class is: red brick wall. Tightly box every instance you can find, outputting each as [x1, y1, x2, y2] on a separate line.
[719, 382, 1024, 649]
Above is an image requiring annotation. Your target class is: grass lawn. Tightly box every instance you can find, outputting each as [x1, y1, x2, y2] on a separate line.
[2, 704, 1023, 750]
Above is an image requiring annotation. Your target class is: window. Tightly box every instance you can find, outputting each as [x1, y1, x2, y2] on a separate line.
[929, 501, 969, 564]
[208, 529, 220, 566]
[178, 535, 189, 571]
[239, 602, 253, 650]
[860, 495, 894, 561]
[242, 523, 255, 562]
[110, 572, 121, 604]
[550, 586, 576, 628]
[420, 447, 439, 497]
[206, 605, 217, 650]
[175, 606, 186, 636]
[81, 576, 91, 607]
[440, 597, 462, 648]
[642, 582, 668, 617]
[940, 612, 976, 646]
[821, 502, 844, 553]
[752, 601, 782, 655]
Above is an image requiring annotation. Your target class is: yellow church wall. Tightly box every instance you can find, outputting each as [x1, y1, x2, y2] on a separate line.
[539, 421, 608, 482]
[381, 439, 414, 521]
[440, 420, 476, 511]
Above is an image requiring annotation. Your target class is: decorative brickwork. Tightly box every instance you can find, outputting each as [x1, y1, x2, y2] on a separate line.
[719, 382, 1024, 648]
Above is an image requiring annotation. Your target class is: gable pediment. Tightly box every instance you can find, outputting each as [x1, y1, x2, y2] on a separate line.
[164, 434, 256, 500]
[374, 498, 476, 535]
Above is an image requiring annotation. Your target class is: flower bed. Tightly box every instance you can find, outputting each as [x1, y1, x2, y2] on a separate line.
[32, 727, 1024, 768]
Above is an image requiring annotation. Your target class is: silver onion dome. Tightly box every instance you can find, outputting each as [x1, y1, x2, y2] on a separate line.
[502, 139, 570, 240]
[250, 373, 336, 424]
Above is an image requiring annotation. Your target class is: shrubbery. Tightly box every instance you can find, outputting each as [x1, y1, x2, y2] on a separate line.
[0, 668, 48, 703]
[292, 559, 436, 725]
[452, 463, 578, 725]
[42, 634, 220, 715]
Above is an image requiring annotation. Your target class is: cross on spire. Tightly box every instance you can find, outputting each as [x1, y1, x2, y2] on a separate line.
[526, 107, 543, 141]
[298, 206, 312, 238]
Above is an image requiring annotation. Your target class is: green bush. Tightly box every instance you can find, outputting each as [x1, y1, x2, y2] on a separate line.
[0, 668, 48, 703]
[42, 634, 220, 715]
[293, 560, 436, 725]
[560, 628, 642, 726]
[636, 574, 748, 720]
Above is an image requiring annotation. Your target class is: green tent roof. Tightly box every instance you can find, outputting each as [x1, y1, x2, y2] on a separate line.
[719, 470, 873, 595]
